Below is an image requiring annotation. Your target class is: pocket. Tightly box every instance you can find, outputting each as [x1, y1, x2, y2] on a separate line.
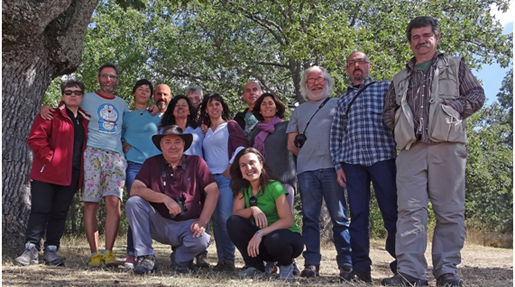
[394, 108, 417, 150]
[429, 104, 467, 143]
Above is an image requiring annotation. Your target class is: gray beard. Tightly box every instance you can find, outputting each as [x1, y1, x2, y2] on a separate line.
[306, 88, 327, 101]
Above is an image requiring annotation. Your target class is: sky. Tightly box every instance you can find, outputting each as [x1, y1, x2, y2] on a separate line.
[475, 2, 514, 105]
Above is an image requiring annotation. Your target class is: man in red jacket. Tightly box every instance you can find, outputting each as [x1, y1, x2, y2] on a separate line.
[15, 80, 90, 267]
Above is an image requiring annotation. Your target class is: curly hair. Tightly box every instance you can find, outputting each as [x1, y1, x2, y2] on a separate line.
[160, 95, 199, 129]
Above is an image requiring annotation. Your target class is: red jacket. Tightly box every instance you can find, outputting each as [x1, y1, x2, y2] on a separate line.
[28, 101, 90, 188]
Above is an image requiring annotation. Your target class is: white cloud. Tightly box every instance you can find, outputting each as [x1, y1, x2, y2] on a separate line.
[491, 1, 514, 26]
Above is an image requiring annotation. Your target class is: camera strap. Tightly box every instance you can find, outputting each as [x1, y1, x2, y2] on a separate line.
[345, 81, 376, 117]
[301, 97, 331, 134]
[160, 154, 187, 194]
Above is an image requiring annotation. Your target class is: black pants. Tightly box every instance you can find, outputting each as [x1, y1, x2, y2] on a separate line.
[227, 215, 304, 271]
[25, 171, 79, 250]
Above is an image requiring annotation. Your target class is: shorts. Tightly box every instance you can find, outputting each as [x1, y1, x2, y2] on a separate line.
[82, 146, 127, 202]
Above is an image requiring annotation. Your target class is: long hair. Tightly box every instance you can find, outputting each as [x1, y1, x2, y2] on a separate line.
[230, 147, 282, 199]
[199, 93, 231, 127]
[299, 66, 334, 101]
[160, 95, 199, 129]
[251, 93, 286, 121]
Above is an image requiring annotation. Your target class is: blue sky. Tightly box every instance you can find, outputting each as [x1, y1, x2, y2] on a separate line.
[475, 3, 513, 105]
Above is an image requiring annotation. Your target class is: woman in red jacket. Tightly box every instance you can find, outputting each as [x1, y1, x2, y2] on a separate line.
[15, 80, 90, 267]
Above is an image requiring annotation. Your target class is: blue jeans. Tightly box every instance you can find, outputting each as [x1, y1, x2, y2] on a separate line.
[342, 159, 398, 274]
[211, 174, 235, 261]
[125, 161, 142, 255]
[298, 168, 352, 268]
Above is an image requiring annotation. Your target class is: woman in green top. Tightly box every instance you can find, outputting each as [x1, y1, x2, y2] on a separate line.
[227, 147, 303, 280]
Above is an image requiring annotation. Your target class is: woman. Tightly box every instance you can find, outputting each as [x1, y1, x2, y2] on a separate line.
[15, 80, 89, 267]
[227, 148, 303, 280]
[200, 93, 249, 271]
[121, 79, 161, 268]
[160, 95, 204, 157]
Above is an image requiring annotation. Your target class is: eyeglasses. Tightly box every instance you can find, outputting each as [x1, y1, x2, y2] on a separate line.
[249, 196, 258, 207]
[306, 77, 326, 84]
[63, 90, 83, 96]
[99, 73, 119, 80]
[347, 59, 370, 67]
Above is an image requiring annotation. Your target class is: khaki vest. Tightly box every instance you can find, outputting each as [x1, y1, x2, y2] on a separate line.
[392, 56, 467, 150]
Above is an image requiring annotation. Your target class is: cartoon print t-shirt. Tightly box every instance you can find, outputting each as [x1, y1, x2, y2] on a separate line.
[80, 92, 130, 154]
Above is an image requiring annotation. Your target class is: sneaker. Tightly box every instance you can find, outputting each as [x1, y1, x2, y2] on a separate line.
[238, 266, 265, 278]
[339, 265, 354, 281]
[278, 264, 295, 280]
[265, 261, 278, 274]
[134, 255, 158, 274]
[102, 251, 118, 267]
[381, 272, 429, 286]
[300, 265, 319, 277]
[124, 254, 135, 269]
[196, 253, 210, 269]
[87, 253, 103, 267]
[292, 259, 300, 275]
[14, 242, 38, 266]
[436, 273, 463, 286]
[43, 246, 64, 266]
[213, 259, 235, 272]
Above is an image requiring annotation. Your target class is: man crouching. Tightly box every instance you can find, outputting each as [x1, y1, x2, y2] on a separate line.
[127, 125, 219, 274]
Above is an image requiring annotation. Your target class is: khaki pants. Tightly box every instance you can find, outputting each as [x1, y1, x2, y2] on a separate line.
[395, 142, 467, 280]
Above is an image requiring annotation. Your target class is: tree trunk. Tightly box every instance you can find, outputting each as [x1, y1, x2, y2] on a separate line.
[2, 0, 98, 257]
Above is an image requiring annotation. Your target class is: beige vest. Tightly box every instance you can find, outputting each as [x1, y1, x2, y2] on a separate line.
[392, 56, 467, 150]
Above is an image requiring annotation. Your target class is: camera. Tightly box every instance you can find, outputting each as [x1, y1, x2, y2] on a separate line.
[294, 133, 307, 148]
[170, 194, 188, 219]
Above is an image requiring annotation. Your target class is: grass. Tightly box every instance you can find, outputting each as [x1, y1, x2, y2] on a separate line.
[2, 236, 513, 286]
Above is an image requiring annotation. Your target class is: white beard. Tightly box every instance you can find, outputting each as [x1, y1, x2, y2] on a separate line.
[306, 86, 328, 101]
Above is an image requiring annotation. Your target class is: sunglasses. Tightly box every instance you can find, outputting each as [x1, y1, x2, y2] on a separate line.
[249, 196, 258, 207]
[63, 90, 83, 96]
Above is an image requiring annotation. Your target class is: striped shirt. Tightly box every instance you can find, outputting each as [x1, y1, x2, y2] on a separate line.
[330, 76, 397, 169]
[383, 51, 485, 144]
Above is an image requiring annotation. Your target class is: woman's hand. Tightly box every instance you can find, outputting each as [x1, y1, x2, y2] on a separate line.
[247, 233, 263, 257]
[251, 206, 268, 228]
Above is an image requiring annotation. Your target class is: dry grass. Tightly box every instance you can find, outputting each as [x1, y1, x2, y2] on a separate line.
[2, 236, 513, 287]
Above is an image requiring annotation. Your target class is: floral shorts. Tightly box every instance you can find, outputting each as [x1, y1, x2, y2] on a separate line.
[82, 147, 127, 202]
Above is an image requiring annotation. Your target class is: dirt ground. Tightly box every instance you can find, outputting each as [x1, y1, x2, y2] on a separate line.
[2, 237, 513, 286]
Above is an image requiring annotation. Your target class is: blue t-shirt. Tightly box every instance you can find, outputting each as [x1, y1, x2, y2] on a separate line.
[80, 92, 130, 154]
[122, 109, 161, 164]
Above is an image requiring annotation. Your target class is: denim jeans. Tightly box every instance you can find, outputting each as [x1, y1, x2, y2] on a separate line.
[298, 168, 352, 268]
[211, 174, 235, 261]
[125, 161, 142, 255]
[342, 159, 398, 274]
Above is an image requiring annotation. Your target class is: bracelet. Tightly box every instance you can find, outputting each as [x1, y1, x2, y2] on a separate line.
[255, 231, 262, 238]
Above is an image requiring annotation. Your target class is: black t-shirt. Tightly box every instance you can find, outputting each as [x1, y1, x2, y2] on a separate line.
[65, 108, 85, 171]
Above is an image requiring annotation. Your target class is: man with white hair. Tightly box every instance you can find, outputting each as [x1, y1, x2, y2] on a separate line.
[185, 86, 203, 110]
[286, 66, 352, 280]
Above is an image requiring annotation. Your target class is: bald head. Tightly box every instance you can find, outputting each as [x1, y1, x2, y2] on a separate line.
[154, 84, 172, 112]
[346, 51, 372, 86]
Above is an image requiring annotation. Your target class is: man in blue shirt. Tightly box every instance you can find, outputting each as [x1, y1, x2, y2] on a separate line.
[330, 51, 398, 283]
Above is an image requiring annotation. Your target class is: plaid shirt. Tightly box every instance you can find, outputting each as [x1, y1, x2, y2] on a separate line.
[330, 76, 397, 169]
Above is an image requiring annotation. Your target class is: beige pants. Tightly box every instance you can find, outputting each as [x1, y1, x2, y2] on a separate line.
[395, 142, 467, 280]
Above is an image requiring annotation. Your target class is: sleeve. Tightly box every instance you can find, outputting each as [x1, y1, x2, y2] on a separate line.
[227, 120, 249, 158]
[383, 82, 398, 130]
[268, 181, 288, 200]
[27, 115, 54, 164]
[135, 157, 153, 187]
[447, 57, 486, 119]
[286, 109, 299, 133]
[195, 157, 216, 191]
[330, 98, 345, 171]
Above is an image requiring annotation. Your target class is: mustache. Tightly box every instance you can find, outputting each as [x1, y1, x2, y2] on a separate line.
[416, 42, 430, 49]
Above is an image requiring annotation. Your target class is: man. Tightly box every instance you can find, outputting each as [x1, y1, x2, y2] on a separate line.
[382, 17, 485, 286]
[286, 66, 352, 280]
[185, 86, 203, 110]
[330, 51, 398, 283]
[126, 125, 219, 274]
[154, 84, 173, 117]
[234, 81, 261, 137]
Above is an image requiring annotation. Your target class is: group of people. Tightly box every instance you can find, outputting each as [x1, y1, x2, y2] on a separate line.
[15, 16, 484, 286]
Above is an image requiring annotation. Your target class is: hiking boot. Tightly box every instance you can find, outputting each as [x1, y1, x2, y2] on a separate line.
[381, 272, 429, 286]
[14, 242, 39, 266]
[342, 269, 372, 283]
[292, 259, 300, 275]
[134, 255, 158, 274]
[278, 264, 295, 280]
[88, 253, 103, 267]
[437, 273, 463, 286]
[265, 261, 278, 274]
[102, 251, 118, 267]
[196, 253, 210, 269]
[43, 245, 64, 266]
[124, 254, 135, 269]
[175, 261, 191, 274]
[213, 259, 235, 272]
[300, 264, 319, 277]
[339, 265, 354, 281]
[238, 266, 265, 278]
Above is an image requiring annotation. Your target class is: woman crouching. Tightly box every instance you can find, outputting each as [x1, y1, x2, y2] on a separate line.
[227, 147, 303, 280]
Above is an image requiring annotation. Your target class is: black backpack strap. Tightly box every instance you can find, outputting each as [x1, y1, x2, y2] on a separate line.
[345, 81, 376, 117]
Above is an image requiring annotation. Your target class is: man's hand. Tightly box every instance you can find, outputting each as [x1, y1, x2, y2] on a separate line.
[190, 220, 208, 238]
[40, 105, 55, 121]
[336, 169, 347, 188]
[148, 105, 159, 116]
[250, 206, 268, 228]
[163, 197, 182, 216]
[247, 233, 262, 257]
[122, 142, 132, 153]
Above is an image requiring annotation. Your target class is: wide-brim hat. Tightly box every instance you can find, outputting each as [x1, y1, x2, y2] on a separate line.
[152, 125, 193, 152]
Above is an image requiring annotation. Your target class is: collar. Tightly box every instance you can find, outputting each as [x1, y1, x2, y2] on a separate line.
[162, 154, 188, 170]
[347, 76, 375, 90]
